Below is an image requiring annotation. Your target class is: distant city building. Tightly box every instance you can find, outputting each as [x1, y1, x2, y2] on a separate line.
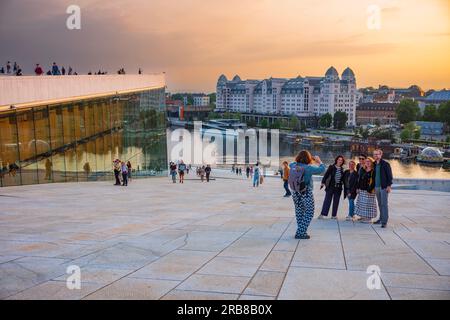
[216, 67, 358, 126]
[193, 94, 210, 107]
[414, 121, 444, 136]
[356, 102, 399, 126]
[417, 89, 450, 110]
[359, 85, 424, 104]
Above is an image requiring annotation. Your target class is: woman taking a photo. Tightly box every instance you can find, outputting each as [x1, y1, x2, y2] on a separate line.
[353, 157, 377, 223]
[289, 150, 326, 239]
[319, 155, 345, 220]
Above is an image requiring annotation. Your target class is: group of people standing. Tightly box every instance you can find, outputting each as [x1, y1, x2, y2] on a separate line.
[113, 159, 132, 186]
[318, 150, 393, 228]
[283, 149, 393, 239]
[169, 161, 212, 183]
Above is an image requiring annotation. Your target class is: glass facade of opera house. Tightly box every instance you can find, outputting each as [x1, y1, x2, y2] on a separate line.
[0, 88, 167, 187]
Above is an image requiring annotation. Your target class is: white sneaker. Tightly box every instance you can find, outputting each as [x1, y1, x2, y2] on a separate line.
[346, 216, 352, 221]
[331, 216, 337, 220]
[317, 215, 325, 220]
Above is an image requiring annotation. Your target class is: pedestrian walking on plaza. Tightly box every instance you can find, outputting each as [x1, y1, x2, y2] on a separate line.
[246, 166, 250, 179]
[343, 160, 359, 220]
[178, 160, 186, 184]
[0, 67, 4, 74]
[372, 149, 393, 228]
[34, 64, 44, 76]
[236, 167, 239, 175]
[121, 161, 128, 186]
[127, 161, 132, 182]
[353, 157, 377, 223]
[253, 163, 261, 187]
[113, 159, 121, 186]
[61, 66, 66, 75]
[250, 166, 254, 178]
[319, 155, 345, 220]
[199, 166, 206, 182]
[169, 162, 177, 183]
[13, 62, 17, 73]
[6, 61, 11, 74]
[68, 66, 73, 75]
[282, 161, 292, 197]
[205, 165, 212, 182]
[289, 150, 326, 239]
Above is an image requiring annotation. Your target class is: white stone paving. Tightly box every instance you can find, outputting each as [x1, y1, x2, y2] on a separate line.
[0, 173, 449, 300]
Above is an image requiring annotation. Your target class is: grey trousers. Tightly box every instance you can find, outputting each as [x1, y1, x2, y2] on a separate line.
[375, 188, 389, 224]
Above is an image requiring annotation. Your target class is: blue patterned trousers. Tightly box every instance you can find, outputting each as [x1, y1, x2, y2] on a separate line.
[292, 188, 315, 237]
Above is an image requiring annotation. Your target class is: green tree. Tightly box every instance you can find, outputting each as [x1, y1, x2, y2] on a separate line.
[396, 99, 420, 124]
[300, 122, 307, 132]
[208, 93, 216, 104]
[438, 101, 450, 127]
[290, 116, 299, 131]
[423, 105, 439, 122]
[247, 118, 256, 127]
[333, 111, 348, 130]
[260, 119, 268, 128]
[400, 129, 411, 142]
[271, 119, 282, 129]
[361, 128, 369, 139]
[404, 122, 421, 140]
[319, 113, 333, 128]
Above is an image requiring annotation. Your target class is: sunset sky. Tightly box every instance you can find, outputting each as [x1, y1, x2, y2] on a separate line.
[0, 0, 449, 92]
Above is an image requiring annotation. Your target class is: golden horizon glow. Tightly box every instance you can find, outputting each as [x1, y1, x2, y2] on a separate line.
[0, 0, 449, 92]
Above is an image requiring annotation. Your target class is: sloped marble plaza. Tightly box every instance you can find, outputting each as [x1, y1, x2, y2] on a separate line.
[0, 173, 449, 300]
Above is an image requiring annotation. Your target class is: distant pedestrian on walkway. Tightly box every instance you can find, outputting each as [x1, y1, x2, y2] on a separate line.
[199, 166, 206, 182]
[113, 159, 121, 186]
[246, 166, 250, 179]
[372, 149, 393, 228]
[178, 160, 186, 184]
[319, 155, 345, 220]
[205, 165, 212, 182]
[354, 157, 377, 223]
[289, 150, 326, 239]
[127, 161, 132, 182]
[343, 160, 358, 220]
[253, 163, 261, 187]
[121, 161, 128, 186]
[282, 161, 292, 197]
[6, 61, 11, 74]
[169, 162, 177, 183]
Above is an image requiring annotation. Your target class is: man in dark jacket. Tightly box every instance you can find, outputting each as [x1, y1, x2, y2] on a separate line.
[373, 149, 393, 228]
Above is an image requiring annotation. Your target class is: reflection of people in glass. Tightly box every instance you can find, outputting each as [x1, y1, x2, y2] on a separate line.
[113, 159, 121, 185]
[126, 161, 132, 182]
[83, 162, 91, 178]
[9, 162, 19, 177]
[45, 159, 53, 180]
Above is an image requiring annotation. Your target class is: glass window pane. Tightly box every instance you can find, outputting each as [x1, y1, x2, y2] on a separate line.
[0, 110, 21, 186]
[16, 108, 38, 185]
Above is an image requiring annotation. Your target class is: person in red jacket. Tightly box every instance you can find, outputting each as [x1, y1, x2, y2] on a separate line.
[34, 64, 44, 75]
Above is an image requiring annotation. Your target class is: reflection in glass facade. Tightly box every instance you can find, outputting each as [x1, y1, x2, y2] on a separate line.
[0, 88, 167, 187]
